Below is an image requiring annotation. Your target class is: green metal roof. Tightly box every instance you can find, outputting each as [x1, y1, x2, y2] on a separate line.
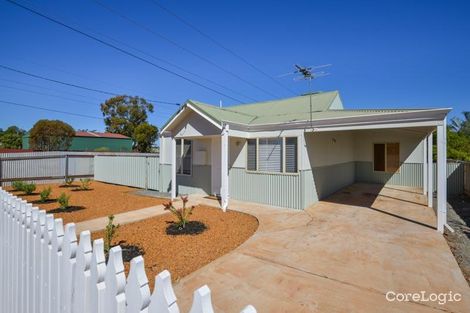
[186, 91, 431, 126]
[162, 90, 438, 131]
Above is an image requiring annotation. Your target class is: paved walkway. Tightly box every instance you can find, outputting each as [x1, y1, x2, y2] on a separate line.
[75, 204, 167, 233]
[174, 184, 470, 313]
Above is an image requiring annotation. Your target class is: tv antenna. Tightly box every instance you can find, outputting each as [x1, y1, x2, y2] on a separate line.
[277, 64, 331, 128]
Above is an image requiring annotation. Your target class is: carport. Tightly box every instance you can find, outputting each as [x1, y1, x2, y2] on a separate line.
[306, 110, 449, 233]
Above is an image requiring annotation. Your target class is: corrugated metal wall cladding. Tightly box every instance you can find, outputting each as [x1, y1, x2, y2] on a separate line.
[356, 161, 464, 195]
[94, 156, 160, 190]
[229, 168, 302, 209]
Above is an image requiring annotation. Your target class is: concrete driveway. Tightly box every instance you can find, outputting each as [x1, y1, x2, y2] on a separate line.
[174, 183, 470, 313]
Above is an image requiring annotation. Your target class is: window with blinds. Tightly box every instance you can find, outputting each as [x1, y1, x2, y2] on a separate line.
[285, 137, 298, 173]
[373, 143, 400, 173]
[176, 139, 192, 175]
[246, 137, 298, 174]
[259, 138, 283, 172]
[247, 139, 257, 171]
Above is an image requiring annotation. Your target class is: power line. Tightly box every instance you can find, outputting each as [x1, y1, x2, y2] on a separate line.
[0, 84, 100, 105]
[0, 77, 104, 101]
[88, 0, 258, 102]
[0, 64, 180, 106]
[0, 84, 177, 114]
[5, 0, 246, 103]
[91, 0, 275, 99]
[0, 99, 103, 120]
[149, 0, 297, 96]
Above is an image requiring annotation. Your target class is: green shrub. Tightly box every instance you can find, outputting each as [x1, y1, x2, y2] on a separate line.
[79, 178, 91, 191]
[64, 177, 75, 186]
[22, 183, 36, 195]
[12, 181, 26, 191]
[39, 187, 52, 203]
[58, 192, 71, 210]
[104, 215, 120, 254]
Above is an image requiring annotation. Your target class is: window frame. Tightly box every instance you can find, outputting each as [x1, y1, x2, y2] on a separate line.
[245, 136, 299, 175]
[176, 138, 193, 176]
[373, 142, 400, 173]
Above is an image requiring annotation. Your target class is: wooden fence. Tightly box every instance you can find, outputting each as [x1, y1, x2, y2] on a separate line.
[465, 162, 470, 197]
[0, 188, 256, 313]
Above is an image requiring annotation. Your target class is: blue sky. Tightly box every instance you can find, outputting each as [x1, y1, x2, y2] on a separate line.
[0, 0, 469, 132]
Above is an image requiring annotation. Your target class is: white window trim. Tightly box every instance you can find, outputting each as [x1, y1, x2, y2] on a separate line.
[245, 136, 299, 175]
[176, 138, 193, 176]
[373, 142, 400, 174]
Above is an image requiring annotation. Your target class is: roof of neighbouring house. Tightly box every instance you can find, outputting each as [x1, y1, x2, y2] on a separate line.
[74, 131, 130, 139]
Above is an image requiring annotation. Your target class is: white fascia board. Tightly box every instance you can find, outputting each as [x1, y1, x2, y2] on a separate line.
[311, 120, 442, 132]
[160, 105, 186, 134]
[186, 103, 222, 130]
[160, 102, 222, 134]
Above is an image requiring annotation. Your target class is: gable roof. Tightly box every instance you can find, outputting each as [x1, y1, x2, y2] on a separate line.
[162, 90, 450, 133]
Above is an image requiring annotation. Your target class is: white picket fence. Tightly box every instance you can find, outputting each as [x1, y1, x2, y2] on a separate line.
[0, 188, 256, 313]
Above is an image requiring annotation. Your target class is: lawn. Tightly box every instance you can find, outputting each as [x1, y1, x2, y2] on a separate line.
[93, 205, 258, 288]
[8, 181, 168, 224]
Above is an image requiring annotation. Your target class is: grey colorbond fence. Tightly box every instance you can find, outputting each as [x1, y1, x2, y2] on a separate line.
[0, 151, 158, 187]
[465, 162, 470, 197]
[94, 155, 160, 190]
[0, 153, 94, 186]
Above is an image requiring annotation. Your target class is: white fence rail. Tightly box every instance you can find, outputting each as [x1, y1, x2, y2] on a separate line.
[0, 188, 256, 313]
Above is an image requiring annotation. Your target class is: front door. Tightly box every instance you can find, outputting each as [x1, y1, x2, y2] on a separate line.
[211, 137, 221, 195]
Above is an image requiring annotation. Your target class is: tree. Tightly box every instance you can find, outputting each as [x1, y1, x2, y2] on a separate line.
[29, 120, 75, 151]
[0, 125, 25, 149]
[446, 128, 470, 161]
[133, 123, 158, 153]
[100, 95, 159, 152]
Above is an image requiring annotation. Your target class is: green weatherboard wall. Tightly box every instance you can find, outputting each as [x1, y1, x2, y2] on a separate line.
[22, 134, 133, 152]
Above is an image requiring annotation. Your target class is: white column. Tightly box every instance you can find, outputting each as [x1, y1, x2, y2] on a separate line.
[423, 137, 428, 195]
[437, 120, 447, 233]
[171, 137, 177, 200]
[427, 132, 433, 208]
[220, 124, 229, 211]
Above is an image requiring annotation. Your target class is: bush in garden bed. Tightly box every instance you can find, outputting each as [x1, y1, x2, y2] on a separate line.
[164, 196, 207, 235]
[12, 181, 26, 191]
[39, 187, 52, 203]
[58, 192, 71, 210]
[22, 183, 36, 195]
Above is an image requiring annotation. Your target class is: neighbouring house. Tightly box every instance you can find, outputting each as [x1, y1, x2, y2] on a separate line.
[159, 91, 450, 232]
[22, 131, 133, 152]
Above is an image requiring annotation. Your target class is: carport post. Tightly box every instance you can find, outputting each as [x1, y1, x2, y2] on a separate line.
[437, 120, 447, 233]
[221, 124, 229, 211]
[427, 133, 433, 208]
[423, 137, 428, 195]
[171, 137, 177, 200]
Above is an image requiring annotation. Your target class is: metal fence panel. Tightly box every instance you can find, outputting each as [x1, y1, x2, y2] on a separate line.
[94, 155, 160, 190]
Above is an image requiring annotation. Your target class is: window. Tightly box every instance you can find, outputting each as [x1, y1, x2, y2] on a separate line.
[374, 143, 400, 173]
[285, 137, 298, 173]
[176, 139, 192, 175]
[247, 139, 257, 171]
[246, 137, 298, 174]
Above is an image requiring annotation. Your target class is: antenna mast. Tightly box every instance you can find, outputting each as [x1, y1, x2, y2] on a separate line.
[277, 64, 331, 129]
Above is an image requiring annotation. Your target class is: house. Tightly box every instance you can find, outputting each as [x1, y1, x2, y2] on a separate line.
[159, 91, 450, 232]
[22, 131, 133, 152]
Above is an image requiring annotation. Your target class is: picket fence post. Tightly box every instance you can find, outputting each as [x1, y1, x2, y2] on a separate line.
[0, 188, 257, 313]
